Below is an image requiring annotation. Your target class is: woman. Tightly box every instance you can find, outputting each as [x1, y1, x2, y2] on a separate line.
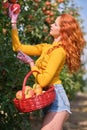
[9, 6, 85, 130]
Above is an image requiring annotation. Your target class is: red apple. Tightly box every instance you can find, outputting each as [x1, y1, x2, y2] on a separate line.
[33, 84, 42, 95]
[25, 89, 35, 98]
[45, 17, 51, 24]
[45, 1, 51, 6]
[10, 4, 20, 14]
[24, 85, 33, 95]
[16, 90, 22, 100]
[2, 1, 9, 9]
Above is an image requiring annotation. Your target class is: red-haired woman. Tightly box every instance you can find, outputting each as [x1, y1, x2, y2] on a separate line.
[9, 6, 85, 130]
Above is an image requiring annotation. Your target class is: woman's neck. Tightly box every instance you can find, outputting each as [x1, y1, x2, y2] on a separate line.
[53, 36, 61, 43]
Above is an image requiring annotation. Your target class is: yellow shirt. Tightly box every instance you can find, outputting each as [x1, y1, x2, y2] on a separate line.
[12, 29, 66, 88]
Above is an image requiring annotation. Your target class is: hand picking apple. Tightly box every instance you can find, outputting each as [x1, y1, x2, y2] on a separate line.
[9, 3, 20, 23]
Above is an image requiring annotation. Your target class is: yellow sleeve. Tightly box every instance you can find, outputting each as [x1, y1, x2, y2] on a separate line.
[31, 47, 66, 87]
[12, 29, 46, 56]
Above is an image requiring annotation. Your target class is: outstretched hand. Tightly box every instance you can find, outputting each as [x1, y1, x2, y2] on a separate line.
[17, 51, 34, 65]
[9, 4, 20, 23]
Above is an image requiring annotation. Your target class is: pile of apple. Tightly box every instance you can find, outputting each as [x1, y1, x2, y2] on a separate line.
[16, 84, 45, 100]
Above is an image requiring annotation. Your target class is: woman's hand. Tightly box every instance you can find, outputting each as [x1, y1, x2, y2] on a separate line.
[29, 61, 35, 69]
[17, 51, 34, 65]
[9, 4, 20, 23]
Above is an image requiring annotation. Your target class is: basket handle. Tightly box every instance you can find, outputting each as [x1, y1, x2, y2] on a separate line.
[22, 70, 40, 99]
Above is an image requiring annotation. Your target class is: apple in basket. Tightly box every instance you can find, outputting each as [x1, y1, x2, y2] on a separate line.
[24, 85, 32, 95]
[25, 89, 35, 98]
[24, 86, 35, 99]
[33, 83, 42, 95]
[16, 90, 22, 100]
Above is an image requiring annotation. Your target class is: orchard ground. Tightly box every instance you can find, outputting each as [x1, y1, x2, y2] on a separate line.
[29, 91, 87, 130]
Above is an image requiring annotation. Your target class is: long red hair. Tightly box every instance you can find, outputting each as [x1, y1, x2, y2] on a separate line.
[59, 14, 86, 73]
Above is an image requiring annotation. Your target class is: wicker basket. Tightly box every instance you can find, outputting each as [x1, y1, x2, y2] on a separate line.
[13, 70, 55, 113]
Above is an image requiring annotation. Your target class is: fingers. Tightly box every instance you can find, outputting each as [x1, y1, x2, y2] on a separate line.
[9, 4, 12, 18]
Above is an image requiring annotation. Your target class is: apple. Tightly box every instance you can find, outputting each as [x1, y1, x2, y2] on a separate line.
[42, 7, 46, 12]
[16, 90, 22, 100]
[25, 89, 35, 99]
[8, 0, 17, 3]
[33, 84, 42, 95]
[44, 10, 50, 15]
[10, 4, 20, 14]
[49, 11, 54, 16]
[45, 17, 51, 24]
[45, 1, 51, 6]
[2, 1, 9, 9]
[24, 85, 33, 95]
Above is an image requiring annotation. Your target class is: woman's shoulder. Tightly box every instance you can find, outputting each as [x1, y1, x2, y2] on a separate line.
[57, 46, 66, 54]
[51, 42, 66, 55]
[39, 42, 51, 47]
[51, 46, 66, 58]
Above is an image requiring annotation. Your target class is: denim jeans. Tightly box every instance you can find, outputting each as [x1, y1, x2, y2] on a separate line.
[43, 84, 72, 115]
